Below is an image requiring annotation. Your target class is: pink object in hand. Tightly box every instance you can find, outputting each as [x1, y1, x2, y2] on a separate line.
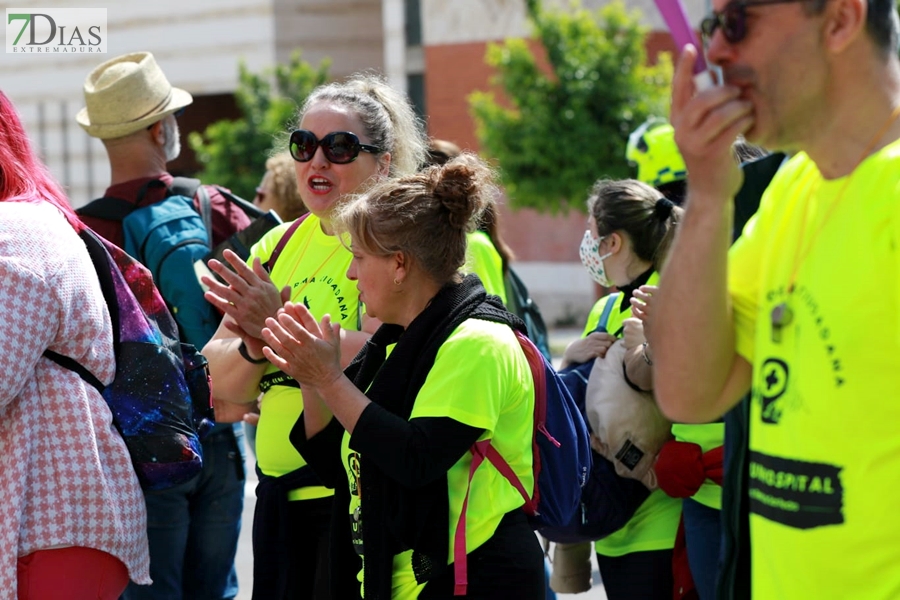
[653, 0, 707, 74]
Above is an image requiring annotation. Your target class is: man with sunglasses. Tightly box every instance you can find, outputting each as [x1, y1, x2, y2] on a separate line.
[75, 51, 250, 600]
[651, 1, 900, 599]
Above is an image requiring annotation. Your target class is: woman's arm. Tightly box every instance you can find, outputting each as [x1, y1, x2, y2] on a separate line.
[261, 303, 373, 435]
[290, 415, 347, 489]
[0, 259, 56, 406]
[350, 412, 482, 487]
[624, 343, 654, 392]
[202, 317, 269, 418]
[201, 250, 290, 410]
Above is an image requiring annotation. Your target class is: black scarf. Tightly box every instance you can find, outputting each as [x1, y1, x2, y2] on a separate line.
[343, 274, 522, 600]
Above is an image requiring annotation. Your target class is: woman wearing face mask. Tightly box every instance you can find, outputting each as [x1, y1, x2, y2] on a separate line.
[561, 179, 684, 600]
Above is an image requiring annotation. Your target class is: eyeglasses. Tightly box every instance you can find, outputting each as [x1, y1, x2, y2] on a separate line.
[700, 0, 809, 44]
[289, 130, 382, 164]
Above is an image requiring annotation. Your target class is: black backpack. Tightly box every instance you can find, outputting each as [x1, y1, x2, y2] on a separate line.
[44, 228, 212, 490]
[503, 267, 552, 361]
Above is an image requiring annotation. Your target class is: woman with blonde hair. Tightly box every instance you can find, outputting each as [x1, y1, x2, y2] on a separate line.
[202, 73, 427, 599]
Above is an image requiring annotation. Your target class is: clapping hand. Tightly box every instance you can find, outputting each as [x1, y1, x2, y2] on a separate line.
[203, 249, 292, 342]
[260, 302, 343, 390]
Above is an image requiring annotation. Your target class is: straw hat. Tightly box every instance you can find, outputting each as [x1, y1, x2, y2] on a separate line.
[76, 52, 192, 139]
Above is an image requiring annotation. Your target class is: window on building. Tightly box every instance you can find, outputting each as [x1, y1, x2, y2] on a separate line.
[406, 73, 426, 119]
[405, 0, 422, 46]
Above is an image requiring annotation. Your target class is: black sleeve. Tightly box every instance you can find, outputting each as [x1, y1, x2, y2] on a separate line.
[290, 415, 347, 489]
[349, 403, 483, 489]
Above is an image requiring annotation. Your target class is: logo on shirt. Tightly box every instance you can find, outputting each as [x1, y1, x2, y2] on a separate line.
[293, 276, 353, 321]
[347, 452, 361, 497]
[748, 450, 844, 529]
[758, 358, 789, 424]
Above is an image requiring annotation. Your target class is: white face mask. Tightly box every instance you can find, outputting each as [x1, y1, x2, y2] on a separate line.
[579, 229, 614, 287]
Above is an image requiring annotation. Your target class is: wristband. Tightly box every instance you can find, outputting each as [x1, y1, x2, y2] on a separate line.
[238, 340, 267, 365]
[641, 342, 653, 366]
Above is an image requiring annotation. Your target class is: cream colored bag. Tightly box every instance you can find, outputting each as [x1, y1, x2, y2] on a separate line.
[585, 339, 672, 489]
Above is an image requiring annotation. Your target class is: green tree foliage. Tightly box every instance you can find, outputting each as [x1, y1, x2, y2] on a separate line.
[188, 52, 330, 197]
[469, 0, 671, 213]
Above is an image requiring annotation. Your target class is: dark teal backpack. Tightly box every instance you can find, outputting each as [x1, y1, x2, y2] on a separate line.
[78, 178, 217, 349]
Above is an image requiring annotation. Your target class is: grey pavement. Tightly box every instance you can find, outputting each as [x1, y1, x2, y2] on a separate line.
[233, 327, 607, 599]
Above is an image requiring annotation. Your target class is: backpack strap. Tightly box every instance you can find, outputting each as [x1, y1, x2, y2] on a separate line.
[454, 439, 490, 596]
[263, 213, 308, 272]
[76, 196, 135, 222]
[42, 230, 119, 393]
[194, 184, 214, 247]
[453, 332, 546, 595]
[170, 177, 213, 244]
[173, 176, 268, 222]
[43, 349, 105, 392]
[594, 292, 620, 334]
[454, 441, 533, 596]
[79, 177, 198, 223]
[168, 176, 202, 200]
[214, 186, 266, 220]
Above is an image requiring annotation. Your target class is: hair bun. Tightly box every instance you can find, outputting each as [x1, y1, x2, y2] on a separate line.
[433, 155, 483, 230]
[654, 197, 675, 221]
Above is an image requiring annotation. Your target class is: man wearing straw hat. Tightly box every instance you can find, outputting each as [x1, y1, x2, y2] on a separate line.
[76, 51, 248, 600]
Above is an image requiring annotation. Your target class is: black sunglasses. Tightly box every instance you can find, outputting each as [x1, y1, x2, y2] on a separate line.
[289, 130, 382, 164]
[700, 0, 809, 44]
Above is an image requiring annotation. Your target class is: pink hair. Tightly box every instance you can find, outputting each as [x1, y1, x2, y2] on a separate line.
[0, 91, 83, 231]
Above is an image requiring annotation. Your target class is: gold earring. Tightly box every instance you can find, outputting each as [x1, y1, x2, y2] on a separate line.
[394, 278, 401, 285]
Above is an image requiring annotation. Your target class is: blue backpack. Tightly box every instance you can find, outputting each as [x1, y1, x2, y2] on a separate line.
[540, 293, 652, 544]
[44, 228, 213, 491]
[77, 178, 218, 349]
[453, 330, 592, 594]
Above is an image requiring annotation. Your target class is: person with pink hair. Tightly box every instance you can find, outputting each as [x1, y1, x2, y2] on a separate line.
[0, 90, 150, 599]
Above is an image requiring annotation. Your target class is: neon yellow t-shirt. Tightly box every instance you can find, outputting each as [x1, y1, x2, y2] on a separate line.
[582, 279, 682, 557]
[464, 231, 508, 305]
[341, 318, 535, 598]
[251, 216, 362, 501]
[728, 139, 900, 599]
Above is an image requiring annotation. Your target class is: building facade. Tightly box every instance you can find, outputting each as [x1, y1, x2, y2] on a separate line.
[1, 0, 707, 324]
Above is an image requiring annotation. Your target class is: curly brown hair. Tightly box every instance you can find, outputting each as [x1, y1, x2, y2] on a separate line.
[263, 152, 306, 221]
[335, 153, 498, 285]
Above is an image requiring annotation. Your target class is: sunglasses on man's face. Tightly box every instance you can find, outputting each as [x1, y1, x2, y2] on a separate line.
[289, 130, 382, 164]
[700, 0, 809, 44]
